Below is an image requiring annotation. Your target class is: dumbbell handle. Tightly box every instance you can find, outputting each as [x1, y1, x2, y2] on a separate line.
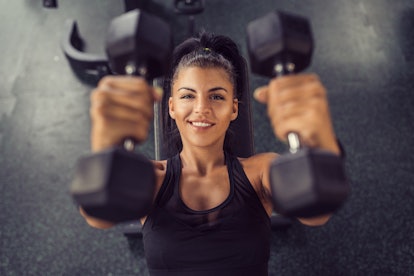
[274, 62, 295, 76]
[273, 62, 301, 154]
[122, 62, 149, 152]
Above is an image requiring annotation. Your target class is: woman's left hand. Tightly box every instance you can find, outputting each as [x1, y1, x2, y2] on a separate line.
[254, 73, 340, 155]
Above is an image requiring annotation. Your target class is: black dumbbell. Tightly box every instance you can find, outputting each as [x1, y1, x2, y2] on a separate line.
[70, 9, 173, 223]
[246, 10, 350, 218]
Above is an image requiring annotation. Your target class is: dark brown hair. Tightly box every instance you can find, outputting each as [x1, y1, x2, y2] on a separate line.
[161, 32, 249, 157]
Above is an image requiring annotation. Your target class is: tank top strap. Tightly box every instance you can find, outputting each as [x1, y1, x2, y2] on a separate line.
[225, 151, 271, 222]
[153, 153, 181, 207]
[225, 151, 255, 193]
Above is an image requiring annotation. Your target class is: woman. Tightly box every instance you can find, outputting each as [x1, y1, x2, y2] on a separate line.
[81, 32, 341, 275]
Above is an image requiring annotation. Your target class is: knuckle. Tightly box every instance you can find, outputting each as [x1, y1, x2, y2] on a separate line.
[90, 88, 109, 104]
[97, 76, 113, 88]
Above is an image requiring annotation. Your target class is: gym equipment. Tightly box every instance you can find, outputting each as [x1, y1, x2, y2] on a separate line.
[70, 9, 173, 223]
[61, 20, 110, 85]
[246, 10, 350, 218]
[43, 0, 57, 8]
[174, 0, 205, 14]
[174, 0, 205, 37]
[60, 0, 162, 85]
[105, 9, 172, 79]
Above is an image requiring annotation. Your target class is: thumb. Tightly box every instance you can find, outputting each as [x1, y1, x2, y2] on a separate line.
[253, 86, 269, 104]
[153, 86, 164, 102]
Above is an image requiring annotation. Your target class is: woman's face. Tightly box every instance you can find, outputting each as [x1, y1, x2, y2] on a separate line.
[169, 66, 238, 150]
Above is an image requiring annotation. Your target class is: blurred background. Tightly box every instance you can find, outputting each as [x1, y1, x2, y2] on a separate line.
[0, 0, 413, 275]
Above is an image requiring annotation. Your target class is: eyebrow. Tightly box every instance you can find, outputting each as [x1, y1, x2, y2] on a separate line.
[177, 87, 228, 93]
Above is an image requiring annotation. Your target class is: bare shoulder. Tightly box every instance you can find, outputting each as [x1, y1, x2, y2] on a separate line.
[140, 159, 168, 225]
[152, 159, 168, 192]
[152, 159, 168, 172]
[238, 152, 278, 217]
[238, 152, 278, 188]
[239, 152, 278, 169]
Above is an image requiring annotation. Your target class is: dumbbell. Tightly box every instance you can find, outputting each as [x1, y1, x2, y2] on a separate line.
[70, 9, 172, 223]
[246, 10, 350, 218]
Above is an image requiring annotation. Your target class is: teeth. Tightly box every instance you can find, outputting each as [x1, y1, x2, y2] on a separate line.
[192, 122, 212, 127]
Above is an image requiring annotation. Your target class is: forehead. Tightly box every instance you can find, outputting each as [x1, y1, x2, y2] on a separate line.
[173, 66, 234, 87]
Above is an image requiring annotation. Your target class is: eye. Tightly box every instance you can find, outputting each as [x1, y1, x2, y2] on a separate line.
[180, 94, 195, 99]
[210, 94, 225, 101]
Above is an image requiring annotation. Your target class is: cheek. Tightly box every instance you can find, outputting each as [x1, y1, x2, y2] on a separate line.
[170, 101, 190, 121]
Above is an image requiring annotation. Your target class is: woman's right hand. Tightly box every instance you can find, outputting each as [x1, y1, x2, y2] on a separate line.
[90, 76, 162, 152]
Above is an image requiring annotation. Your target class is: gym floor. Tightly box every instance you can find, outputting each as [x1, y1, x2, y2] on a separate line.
[1, 0, 414, 275]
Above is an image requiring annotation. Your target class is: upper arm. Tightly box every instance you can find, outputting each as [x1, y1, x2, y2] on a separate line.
[258, 152, 278, 199]
[242, 153, 277, 217]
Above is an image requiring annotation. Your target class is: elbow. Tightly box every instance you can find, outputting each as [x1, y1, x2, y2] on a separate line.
[79, 207, 115, 229]
[84, 217, 115, 229]
[297, 213, 332, 226]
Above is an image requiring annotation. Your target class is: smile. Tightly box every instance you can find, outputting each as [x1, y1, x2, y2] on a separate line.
[190, 121, 214, 127]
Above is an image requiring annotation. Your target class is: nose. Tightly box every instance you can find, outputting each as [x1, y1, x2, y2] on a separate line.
[194, 96, 211, 115]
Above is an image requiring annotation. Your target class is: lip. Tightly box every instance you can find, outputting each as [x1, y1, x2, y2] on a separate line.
[188, 120, 215, 129]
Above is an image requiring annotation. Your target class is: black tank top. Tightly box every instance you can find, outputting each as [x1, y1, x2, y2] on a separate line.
[142, 152, 271, 276]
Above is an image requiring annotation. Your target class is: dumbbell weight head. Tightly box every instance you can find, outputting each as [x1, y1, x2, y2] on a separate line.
[269, 148, 350, 217]
[71, 148, 155, 222]
[247, 10, 313, 77]
[106, 9, 172, 79]
[246, 10, 349, 217]
[71, 9, 172, 223]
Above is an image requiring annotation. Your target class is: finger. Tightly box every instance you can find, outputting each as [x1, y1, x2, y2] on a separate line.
[269, 73, 320, 92]
[98, 75, 150, 92]
[92, 116, 151, 146]
[91, 101, 154, 124]
[98, 76, 158, 104]
[91, 87, 154, 113]
[253, 85, 269, 103]
[153, 86, 164, 102]
[272, 116, 319, 147]
[268, 94, 327, 121]
[272, 106, 330, 148]
[270, 80, 326, 107]
[91, 90, 154, 128]
[276, 123, 323, 149]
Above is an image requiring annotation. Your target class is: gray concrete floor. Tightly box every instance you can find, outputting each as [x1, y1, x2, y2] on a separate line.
[1, 0, 414, 275]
